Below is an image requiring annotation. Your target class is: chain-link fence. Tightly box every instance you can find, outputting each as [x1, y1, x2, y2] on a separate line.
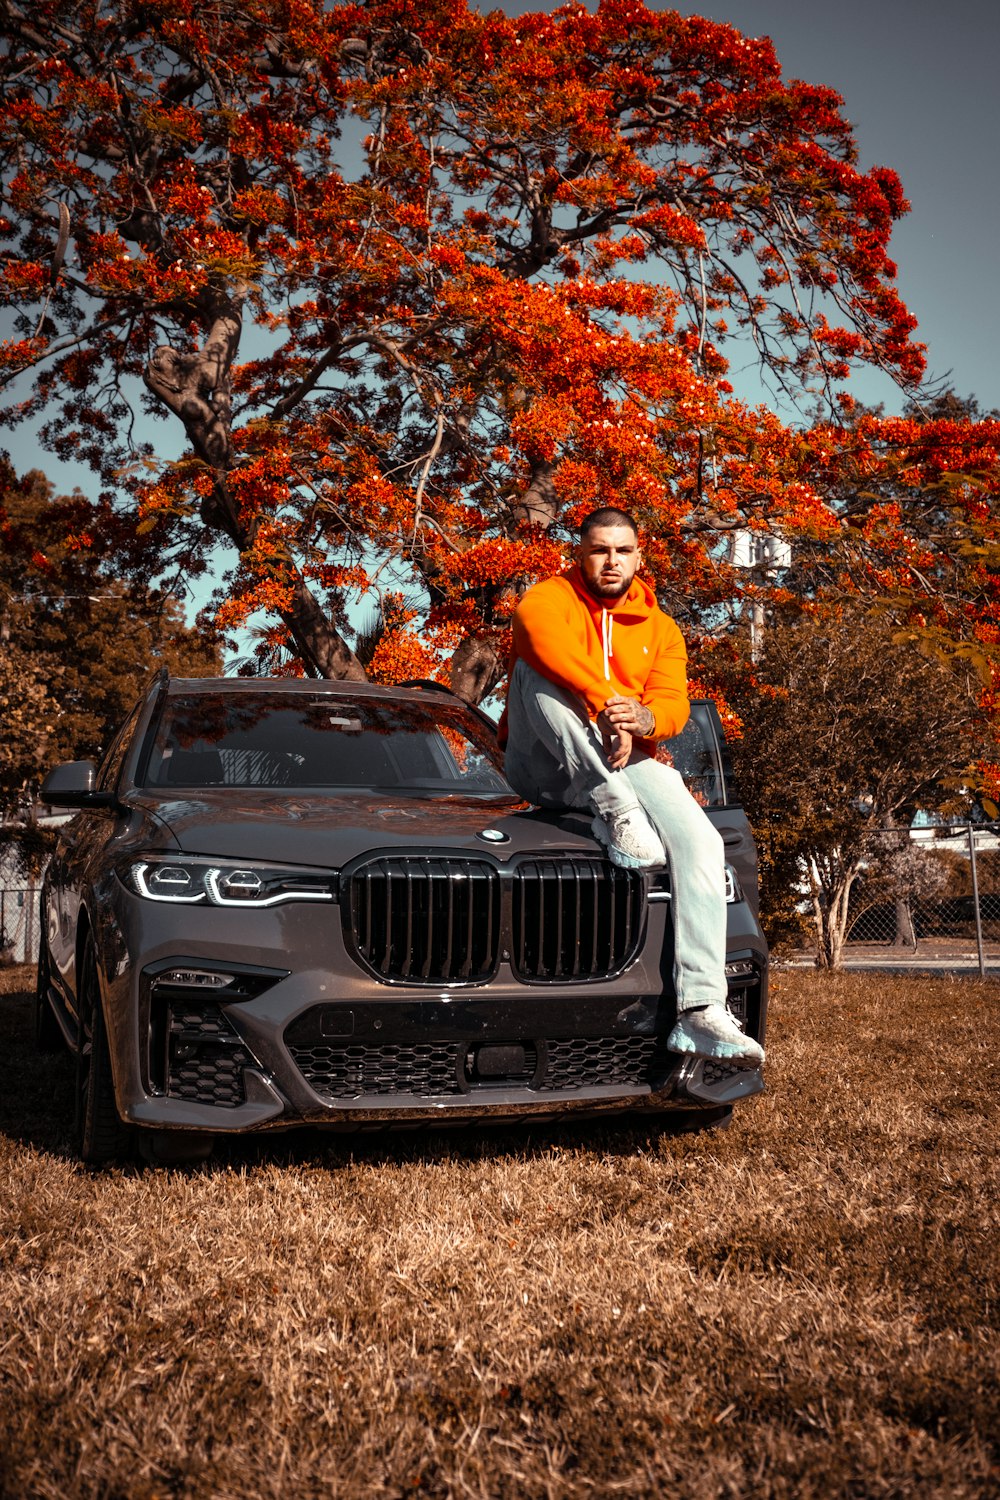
[784, 823, 1000, 973]
[0, 883, 40, 964]
[0, 826, 43, 964]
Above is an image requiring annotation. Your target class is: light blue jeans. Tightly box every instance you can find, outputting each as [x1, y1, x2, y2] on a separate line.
[504, 660, 728, 1011]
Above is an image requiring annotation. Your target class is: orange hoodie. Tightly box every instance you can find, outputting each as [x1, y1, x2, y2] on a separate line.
[498, 566, 690, 752]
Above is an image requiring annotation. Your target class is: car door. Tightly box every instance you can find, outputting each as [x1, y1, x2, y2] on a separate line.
[47, 707, 142, 1005]
[661, 702, 760, 916]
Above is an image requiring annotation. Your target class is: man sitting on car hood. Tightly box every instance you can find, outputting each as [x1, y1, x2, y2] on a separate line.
[498, 505, 765, 1067]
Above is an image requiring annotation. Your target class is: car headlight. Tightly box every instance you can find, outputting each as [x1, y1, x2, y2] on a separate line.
[121, 857, 337, 907]
[648, 863, 744, 904]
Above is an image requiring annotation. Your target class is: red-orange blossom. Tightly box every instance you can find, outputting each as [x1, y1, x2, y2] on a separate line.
[0, 0, 997, 775]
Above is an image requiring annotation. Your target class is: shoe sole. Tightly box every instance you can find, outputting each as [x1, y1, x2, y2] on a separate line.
[666, 1022, 765, 1067]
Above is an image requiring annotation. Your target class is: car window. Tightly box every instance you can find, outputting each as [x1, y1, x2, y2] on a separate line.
[96, 704, 142, 792]
[143, 692, 513, 795]
[656, 707, 725, 806]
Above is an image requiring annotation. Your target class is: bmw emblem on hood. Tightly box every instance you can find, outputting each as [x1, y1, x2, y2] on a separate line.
[476, 828, 509, 843]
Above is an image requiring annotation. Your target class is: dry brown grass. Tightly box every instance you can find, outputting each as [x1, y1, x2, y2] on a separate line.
[1, 963, 997, 1500]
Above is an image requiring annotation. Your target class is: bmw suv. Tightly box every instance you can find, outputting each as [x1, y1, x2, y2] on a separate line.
[37, 673, 768, 1162]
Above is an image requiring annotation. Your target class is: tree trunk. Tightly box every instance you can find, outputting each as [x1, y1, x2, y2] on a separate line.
[510, 459, 557, 529]
[809, 859, 860, 969]
[282, 576, 367, 681]
[144, 308, 366, 682]
[449, 634, 503, 705]
[893, 895, 918, 949]
[440, 461, 559, 704]
[882, 814, 919, 950]
[144, 305, 242, 471]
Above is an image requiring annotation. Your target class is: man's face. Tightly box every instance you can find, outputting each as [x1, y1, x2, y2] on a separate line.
[577, 524, 642, 601]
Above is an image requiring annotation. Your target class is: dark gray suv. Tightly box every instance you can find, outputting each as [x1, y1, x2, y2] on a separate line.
[37, 673, 768, 1162]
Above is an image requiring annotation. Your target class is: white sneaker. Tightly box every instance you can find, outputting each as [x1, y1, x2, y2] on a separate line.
[591, 808, 665, 869]
[667, 1004, 765, 1067]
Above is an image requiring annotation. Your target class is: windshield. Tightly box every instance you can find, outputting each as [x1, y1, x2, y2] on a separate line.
[143, 692, 513, 796]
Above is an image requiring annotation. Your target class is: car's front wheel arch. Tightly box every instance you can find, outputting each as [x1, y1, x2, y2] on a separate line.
[73, 918, 133, 1165]
[35, 906, 63, 1054]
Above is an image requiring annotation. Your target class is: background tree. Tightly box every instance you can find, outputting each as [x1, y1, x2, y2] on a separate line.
[2, 0, 948, 700]
[0, 460, 221, 815]
[0, 641, 60, 812]
[843, 837, 952, 953]
[782, 391, 1000, 682]
[714, 602, 988, 966]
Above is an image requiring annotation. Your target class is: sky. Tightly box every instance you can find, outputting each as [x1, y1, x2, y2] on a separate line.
[4, 0, 998, 606]
[642, 0, 1000, 415]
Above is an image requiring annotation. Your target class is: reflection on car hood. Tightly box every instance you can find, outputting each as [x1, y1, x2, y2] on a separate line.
[128, 790, 601, 864]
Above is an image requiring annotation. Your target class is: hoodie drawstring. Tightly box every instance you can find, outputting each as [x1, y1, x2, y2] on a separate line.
[601, 609, 613, 681]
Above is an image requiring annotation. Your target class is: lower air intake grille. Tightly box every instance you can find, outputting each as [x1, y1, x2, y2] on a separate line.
[540, 1036, 659, 1090]
[289, 1041, 463, 1099]
[165, 1003, 250, 1107]
[288, 1029, 669, 1102]
[512, 859, 643, 981]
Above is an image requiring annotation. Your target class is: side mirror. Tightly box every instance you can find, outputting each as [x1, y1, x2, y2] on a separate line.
[39, 761, 116, 809]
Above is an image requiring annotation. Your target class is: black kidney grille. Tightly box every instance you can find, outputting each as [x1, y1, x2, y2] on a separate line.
[346, 855, 644, 986]
[348, 857, 501, 983]
[512, 859, 643, 980]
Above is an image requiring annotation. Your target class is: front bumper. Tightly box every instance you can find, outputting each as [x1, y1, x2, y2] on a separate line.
[98, 879, 768, 1136]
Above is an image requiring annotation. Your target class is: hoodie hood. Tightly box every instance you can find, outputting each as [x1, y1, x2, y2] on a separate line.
[564, 566, 662, 685]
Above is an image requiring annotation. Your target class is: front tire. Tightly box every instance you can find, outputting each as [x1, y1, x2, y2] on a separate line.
[75, 932, 132, 1164]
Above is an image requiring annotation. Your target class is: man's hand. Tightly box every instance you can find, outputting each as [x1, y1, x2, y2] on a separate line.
[601, 695, 656, 738]
[598, 717, 632, 771]
[597, 696, 654, 770]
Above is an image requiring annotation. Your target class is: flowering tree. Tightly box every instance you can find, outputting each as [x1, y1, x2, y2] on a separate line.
[2, 0, 957, 698]
[771, 394, 1000, 802]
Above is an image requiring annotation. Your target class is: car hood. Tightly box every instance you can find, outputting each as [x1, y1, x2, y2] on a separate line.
[126, 789, 602, 865]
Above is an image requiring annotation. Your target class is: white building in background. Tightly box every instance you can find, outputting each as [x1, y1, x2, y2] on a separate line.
[910, 823, 1000, 854]
[729, 530, 793, 572]
[729, 530, 793, 661]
